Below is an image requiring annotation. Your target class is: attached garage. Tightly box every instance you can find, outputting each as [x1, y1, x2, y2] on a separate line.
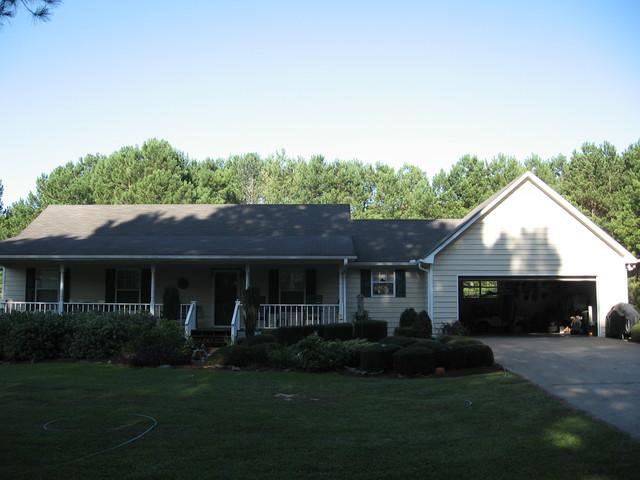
[422, 173, 637, 337]
[458, 276, 597, 335]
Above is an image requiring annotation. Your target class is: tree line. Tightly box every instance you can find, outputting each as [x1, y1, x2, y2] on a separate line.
[0, 138, 638, 258]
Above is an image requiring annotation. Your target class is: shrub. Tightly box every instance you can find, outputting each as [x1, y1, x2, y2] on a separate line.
[295, 335, 337, 372]
[68, 313, 155, 360]
[266, 344, 298, 369]
[127, 321, 191, 367]
[291, 336, 372, 372]
[399, 308, 418, 328]
[273, 325, 316, 345]
[380, 336, 419, 347]
[439, 335, 482, 346]
[465, 344, 494, 368]
[273, 320, 388, 345]
[441, 321, 468, 336]
[237, 334, 277, 346]
[319, 323, 354, 341]
[392, 346, 436, 375]
[247, 343, 272, 365]
[441, 343, 494, 370]
[221, 345, 253, 367]
[0, 311, 163, 362]
[352, 320, 388, 342]
[359, 343, 401, 372]
[337, 338, 373, 367]
[630, 324, 640, 343]
[444, 345, 469, 370]
[1, 312, 74, 361]
[414, 310, 433, 337]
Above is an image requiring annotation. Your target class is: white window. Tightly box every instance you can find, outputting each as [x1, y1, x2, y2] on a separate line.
[36, 269, 59, 302]
[280, 270, 305, 304]
[116, 269, 141, 303]
[372, 269, 395, 297]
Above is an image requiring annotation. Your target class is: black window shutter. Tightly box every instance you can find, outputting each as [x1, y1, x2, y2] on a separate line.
[305, 269, 317, 296]
[268, 269, 279, 303]
[395, 269, 406, 298]
[360, 269, 371, 297]
[25, 268, 36, 302]
[64, 268, 71, 302]
[105, 269, 116, 303]
[140, 268, 151, 303]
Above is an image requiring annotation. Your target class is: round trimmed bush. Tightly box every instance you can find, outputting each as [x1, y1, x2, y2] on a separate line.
[380, 336, 419, 347]
[465, 344, 494, 368]
[439, 335, 482, 346]
[444, 345, 469, 370]
[359, 343, 401, 372]
[222, 345, 253, 367]
[392, 346, 435, 375]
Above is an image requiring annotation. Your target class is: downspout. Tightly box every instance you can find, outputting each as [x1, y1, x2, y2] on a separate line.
[342, 258, 348, 322]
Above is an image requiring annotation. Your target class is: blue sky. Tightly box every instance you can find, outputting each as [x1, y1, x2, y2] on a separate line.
[1, 0, 639, 205]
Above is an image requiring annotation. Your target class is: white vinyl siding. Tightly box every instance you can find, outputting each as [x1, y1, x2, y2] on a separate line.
[346, 268, 426, 335]
[431, 180, 629, 335]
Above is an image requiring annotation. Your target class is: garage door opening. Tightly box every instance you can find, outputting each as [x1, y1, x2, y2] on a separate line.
[458, 277, 597, 335]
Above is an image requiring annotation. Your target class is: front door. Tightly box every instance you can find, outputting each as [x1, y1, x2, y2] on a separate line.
[214, 272, 238, 325]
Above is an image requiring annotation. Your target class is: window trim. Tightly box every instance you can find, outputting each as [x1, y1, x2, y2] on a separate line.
[35, 268, 59, 302]
[371, 269, 395, 297]
[115, 269, 141, 303]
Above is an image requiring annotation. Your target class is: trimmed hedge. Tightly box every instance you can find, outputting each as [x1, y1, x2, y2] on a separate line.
[273, 320, 387, 345]
[0, 311, 158, 362]
[359, 343, 401, 372]
[438, 343, 494, 370]
[395, 310, 433, 338]
[237, 334, 277, 346]
[379, 336, 419, 347]
[392, 346, 435, 375]
[630, 324, 640, 343]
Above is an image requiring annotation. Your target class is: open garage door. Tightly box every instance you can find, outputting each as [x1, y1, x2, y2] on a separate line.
[458, 277, 597, 335]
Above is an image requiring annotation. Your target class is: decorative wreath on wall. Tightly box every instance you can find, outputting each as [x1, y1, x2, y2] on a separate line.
[177, 277, 189, 290]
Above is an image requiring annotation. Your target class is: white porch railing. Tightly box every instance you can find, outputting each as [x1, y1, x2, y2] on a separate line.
[258, 304, 340, 328]
[183, 301, 197, 337]
[63, 302, 163, 315]
[230, 300, 242, 344]
[1, 301, 59, 313]
[0, 301, 194, 320]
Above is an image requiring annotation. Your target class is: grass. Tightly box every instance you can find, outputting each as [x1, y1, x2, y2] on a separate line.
[0, 363, 638, 480]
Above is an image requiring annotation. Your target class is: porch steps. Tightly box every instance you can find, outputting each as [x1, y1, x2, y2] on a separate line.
[191, 329, 230, 348]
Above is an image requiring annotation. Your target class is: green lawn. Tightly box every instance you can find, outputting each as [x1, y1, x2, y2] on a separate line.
[0, 364, 637, 480]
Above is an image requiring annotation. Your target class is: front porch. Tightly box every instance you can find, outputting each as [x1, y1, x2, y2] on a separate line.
[1, 261, 350, 339]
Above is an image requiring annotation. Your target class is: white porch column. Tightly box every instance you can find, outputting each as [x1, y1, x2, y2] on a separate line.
[58, 265, 65, 314]
[245, 264, 250, 290]
[149, 265, 156, 315]
[339, 261, 348, 322]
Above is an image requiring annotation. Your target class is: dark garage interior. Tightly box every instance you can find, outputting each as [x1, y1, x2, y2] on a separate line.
[459, 277, 597, 335]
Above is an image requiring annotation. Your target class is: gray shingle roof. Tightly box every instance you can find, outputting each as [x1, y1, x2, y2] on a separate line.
[0, 204, 460, 262]
[351, 219, 461, 262]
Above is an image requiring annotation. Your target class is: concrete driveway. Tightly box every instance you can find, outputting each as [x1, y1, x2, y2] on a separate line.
[481, 335, 640, 440]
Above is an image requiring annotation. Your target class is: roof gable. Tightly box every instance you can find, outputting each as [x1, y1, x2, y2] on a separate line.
[423, 171, 638, 264]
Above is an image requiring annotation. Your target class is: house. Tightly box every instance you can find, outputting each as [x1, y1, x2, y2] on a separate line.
[0, 172, 636, 338]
